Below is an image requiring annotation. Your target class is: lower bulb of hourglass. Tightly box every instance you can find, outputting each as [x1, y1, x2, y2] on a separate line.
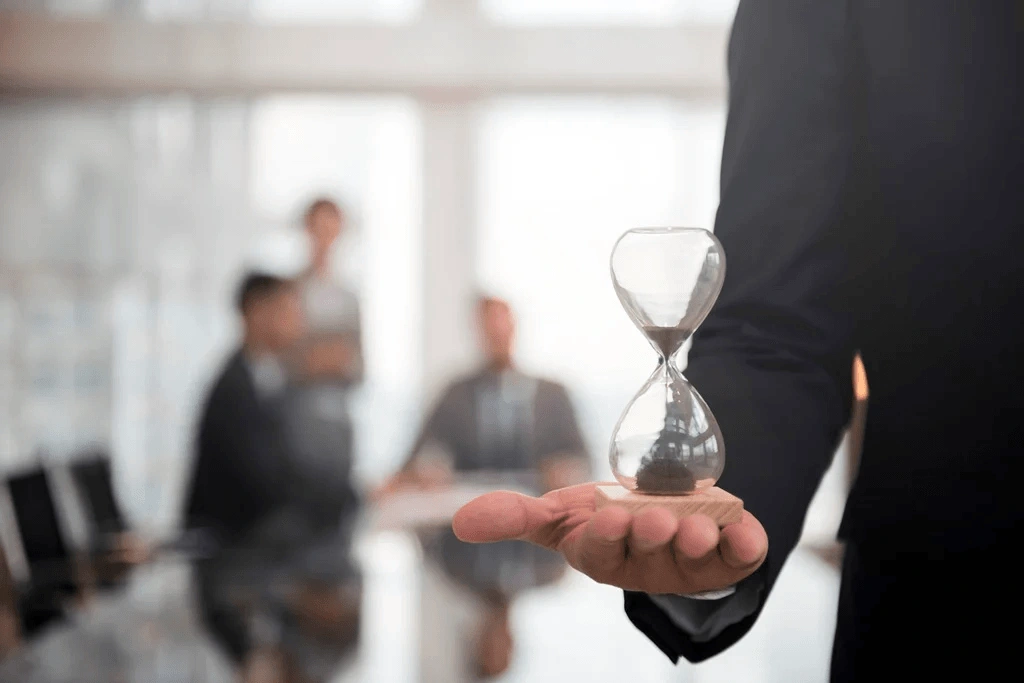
[610, 362, 725, 495]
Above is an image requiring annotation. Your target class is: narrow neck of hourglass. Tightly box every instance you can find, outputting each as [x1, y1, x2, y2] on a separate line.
[656, 352, 684, 372]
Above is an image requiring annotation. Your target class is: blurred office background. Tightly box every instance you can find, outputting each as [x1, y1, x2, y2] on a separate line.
[0, 1, 854, 681]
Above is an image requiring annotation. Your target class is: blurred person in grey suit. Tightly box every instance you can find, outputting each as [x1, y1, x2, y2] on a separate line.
[377, 297, 590, 679]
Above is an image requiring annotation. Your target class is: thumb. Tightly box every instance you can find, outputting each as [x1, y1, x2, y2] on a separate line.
[452, 491, 557, 544]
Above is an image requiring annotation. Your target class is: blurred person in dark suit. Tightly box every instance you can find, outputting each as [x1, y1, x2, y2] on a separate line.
[185, 272, 360, 683]
[378, 297, 590, 679]
[185, 273, 305, 553]
[185, 272, 304, 683]
[453, 2, 1024, 681]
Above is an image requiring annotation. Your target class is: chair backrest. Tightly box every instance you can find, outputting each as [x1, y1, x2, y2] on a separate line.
[69, 454, 126, 538]
[6, 468, 70, 570]
[4, 466, 78, 637]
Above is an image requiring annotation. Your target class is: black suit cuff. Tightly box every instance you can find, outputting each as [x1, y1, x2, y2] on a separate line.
[623, 563, 769, 663]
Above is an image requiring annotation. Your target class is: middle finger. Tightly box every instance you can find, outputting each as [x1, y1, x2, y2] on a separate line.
[628, 508, 678, 555]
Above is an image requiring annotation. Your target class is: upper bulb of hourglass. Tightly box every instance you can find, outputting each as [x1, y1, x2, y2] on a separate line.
[609, 228, 727, 494]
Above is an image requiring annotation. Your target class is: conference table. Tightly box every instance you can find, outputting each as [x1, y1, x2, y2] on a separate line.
[366, 471, 540, 683]
[0, 472, 539, 683]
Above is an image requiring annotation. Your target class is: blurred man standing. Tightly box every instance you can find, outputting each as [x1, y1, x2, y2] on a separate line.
[292, 197, 363, 397]
[379, 297, 590, 679]
[285, 196, 364, 560]
[279, 198, 366, 678]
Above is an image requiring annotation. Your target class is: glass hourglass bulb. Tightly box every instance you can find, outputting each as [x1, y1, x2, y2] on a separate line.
[609, 228, 726, 495]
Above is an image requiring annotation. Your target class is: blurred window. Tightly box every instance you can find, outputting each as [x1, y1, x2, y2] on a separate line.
[481, 0, 739, 25]
[0, 96, 420, 524]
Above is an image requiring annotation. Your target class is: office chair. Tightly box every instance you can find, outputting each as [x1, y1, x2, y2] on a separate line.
[68, 450, 218, 569]
[66, 452, 142, 590]
[69, 453, 127, 540]
[5, 466, 79, 638]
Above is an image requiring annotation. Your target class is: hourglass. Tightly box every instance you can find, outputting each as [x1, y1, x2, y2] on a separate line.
[595, 228, 743, 526]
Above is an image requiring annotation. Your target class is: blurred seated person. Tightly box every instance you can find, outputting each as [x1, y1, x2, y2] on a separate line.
[184, 272, 361, 683]
[377, 297, 590, 679]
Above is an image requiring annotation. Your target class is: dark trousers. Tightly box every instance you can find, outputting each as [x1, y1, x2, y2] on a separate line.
[830, 541, 1016, 682]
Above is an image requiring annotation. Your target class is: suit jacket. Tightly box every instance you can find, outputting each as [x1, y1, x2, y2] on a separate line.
[184, 350, 294, 542]
[185, 347, 361, 552]
[625, 0, 1024, 663]
[409, 369, 588, 474]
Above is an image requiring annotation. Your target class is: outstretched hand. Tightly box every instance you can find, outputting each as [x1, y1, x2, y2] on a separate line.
[453, 482, 767, 596]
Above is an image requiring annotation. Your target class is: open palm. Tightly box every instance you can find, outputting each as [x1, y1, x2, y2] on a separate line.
[453, 482, 767, 596]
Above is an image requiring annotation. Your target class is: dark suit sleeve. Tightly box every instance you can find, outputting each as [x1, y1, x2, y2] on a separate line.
[624, 0, 862, 662]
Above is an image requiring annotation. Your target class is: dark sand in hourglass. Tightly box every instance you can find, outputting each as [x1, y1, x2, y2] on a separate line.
[636, 453, 696, 494]
[637, 325, 698, 494]
[642, 325, 693, 359]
